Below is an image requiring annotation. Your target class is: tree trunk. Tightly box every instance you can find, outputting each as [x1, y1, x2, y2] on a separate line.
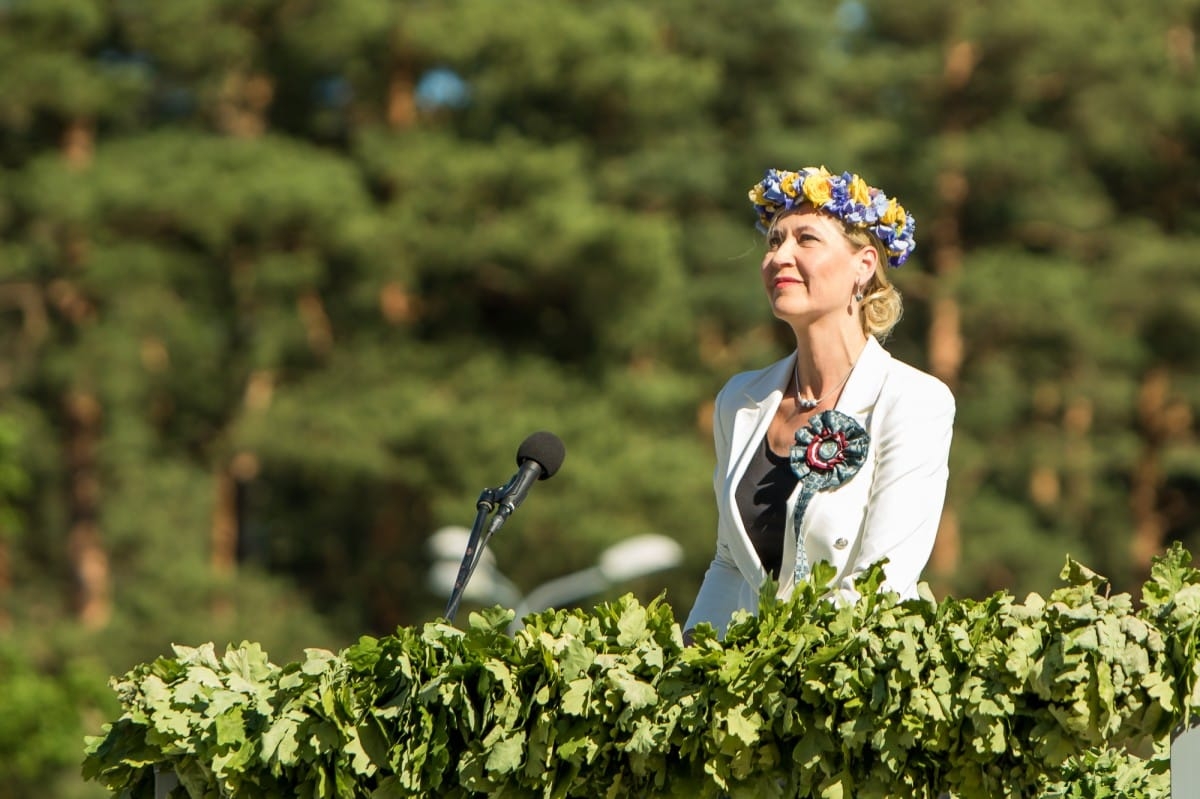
[209, 462, 244, 619]
[215, 70, 275, 138]
[368, 488, 407, 630]
[60, 116, 109, 628]
[387, 61, 416, 130]
[62, 116, 94, 170]
[64, 389, 110, 628]
[925, 38, 975, 592]
[1130, 367, 1169, 582]
[298, 290, 334, 356]
[211, 465, 239, 578]
[211, 450, 259, 579]
[1062, 396, 1095, 526]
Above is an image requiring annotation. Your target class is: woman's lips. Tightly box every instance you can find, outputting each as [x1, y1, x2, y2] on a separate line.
[773, 276, 803, 288]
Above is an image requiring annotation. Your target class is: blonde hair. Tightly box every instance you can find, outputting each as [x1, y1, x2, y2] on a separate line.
[843, 227, 903, 341]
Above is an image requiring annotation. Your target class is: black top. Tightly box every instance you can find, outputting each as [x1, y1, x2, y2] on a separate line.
[735, 435, 799, 580]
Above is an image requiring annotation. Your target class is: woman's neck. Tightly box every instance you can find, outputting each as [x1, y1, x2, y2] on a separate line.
[791, 322, 868, 397]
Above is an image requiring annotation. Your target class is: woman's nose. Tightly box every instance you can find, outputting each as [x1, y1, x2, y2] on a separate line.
[772, 237, 798, 265]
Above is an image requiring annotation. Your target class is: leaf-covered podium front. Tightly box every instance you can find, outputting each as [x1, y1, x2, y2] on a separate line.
[84, 546, 1200, 798]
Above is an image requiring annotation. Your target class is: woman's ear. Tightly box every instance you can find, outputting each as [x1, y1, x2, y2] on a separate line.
[856, 244, 879, 286]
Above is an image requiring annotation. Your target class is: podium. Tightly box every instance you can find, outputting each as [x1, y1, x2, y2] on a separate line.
[1174, 719, 1200, 798]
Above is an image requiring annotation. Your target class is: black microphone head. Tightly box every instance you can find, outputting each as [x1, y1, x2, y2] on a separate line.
[516, 431, 565, 479]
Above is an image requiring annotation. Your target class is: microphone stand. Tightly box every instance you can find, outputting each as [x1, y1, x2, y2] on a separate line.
[443, 484, 503, 623]
[442, 435, 562, 624]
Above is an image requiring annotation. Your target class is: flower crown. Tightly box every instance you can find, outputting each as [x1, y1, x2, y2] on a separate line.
[748, 167, 916, 267]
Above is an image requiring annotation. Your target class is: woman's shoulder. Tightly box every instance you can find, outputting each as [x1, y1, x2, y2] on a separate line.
[880, 354, 955, 414]
[715, 354, 792, 408]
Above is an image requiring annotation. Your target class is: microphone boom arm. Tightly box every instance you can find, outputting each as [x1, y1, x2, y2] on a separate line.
[443, 484, 503, 622]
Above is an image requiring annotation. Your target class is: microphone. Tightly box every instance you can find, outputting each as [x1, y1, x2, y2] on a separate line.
[491, 431, 566, 530]
[444, 431, 566, 622]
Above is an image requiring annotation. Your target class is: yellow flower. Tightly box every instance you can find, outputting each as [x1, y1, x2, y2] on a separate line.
[749, 184, 767, 205]
[802, 173, 833, 206]
[781, 172, 801, 198]
[880, 198, 900, 226]
[849, 175, 871, 206]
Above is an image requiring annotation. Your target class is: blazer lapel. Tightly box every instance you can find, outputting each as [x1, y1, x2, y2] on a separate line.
[722, 354, 794, 584]
[727, 353, 794, 492]
[835, 337, 889, 420]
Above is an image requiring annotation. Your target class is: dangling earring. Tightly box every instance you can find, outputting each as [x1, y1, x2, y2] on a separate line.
[853, 286, 864, 302]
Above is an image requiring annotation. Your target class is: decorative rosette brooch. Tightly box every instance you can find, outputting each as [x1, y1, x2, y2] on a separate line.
[788, 409, 870, 583]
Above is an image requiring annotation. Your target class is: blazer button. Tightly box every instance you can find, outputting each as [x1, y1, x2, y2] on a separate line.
[834, 538, 849, 549]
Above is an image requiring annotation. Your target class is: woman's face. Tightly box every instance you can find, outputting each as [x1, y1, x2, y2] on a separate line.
[760, 207, 875, 327]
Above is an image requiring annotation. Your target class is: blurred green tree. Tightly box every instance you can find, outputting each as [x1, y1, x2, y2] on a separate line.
[836, 0, 1200, 594]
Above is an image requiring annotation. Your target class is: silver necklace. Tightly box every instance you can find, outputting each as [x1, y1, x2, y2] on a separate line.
[793, 357, 854, 411]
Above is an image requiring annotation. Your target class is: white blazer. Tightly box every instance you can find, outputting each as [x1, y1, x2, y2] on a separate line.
[684, 337, 954, 636]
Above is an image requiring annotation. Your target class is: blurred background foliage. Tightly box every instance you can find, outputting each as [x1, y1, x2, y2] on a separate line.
[0, 0, 1198, 795]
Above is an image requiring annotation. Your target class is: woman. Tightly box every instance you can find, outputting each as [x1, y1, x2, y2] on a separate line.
[684, 166, 954, 639]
